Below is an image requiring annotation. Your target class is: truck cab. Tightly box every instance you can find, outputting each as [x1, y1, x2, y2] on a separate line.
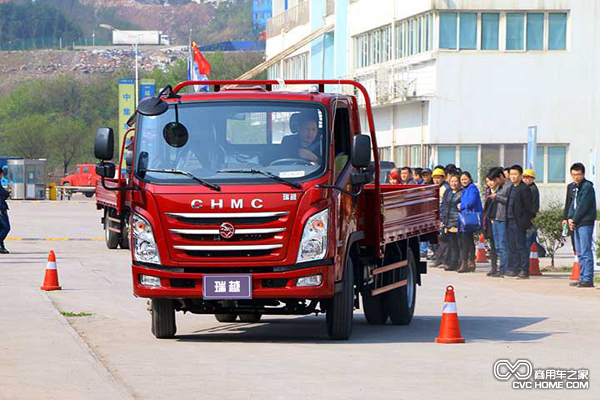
[61, 164, 99, 197]
[94, 80, 439, 340]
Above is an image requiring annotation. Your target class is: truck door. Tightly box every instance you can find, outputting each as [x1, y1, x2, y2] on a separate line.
[82, 166, 91, 186]
[332, 101, 356, 281]
[74, 166, 81, 186]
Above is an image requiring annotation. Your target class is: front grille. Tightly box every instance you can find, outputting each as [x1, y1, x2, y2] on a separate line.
[179, 233, 277, 242]
[170, 278, 196, 288]
[175, 216, 281, 225]
[184, 249, 273, 258]
[262, 278, 288, 288]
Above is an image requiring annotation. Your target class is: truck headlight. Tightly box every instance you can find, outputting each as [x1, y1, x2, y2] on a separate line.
[133, 213, 160, 264]
[297, 209, 329, 263]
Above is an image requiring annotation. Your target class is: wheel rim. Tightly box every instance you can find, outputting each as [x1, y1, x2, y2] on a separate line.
[407, 261, 414, 309]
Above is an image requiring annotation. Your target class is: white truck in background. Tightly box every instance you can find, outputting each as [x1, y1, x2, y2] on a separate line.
[112, 30, 170, 46]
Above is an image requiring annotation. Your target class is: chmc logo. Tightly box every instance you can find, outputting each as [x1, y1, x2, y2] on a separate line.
[493, 359, 533, 381]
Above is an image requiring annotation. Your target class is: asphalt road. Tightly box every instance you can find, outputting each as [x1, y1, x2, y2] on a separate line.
[1, 198, 599, 400]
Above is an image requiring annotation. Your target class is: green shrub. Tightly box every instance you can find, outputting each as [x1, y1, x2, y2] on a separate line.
[535, 200, 566, 267]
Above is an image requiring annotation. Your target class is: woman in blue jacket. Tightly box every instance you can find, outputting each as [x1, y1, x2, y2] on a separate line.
[457, 171, 483, 272]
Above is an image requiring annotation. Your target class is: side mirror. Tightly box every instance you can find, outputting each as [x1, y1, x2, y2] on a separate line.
[96, 162, 115, 178]
[95, 128, 114, 161]
[351, 134, 371, 169]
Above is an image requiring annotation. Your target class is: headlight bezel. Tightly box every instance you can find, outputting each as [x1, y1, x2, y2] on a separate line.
[296, 208, 329, 264]
[132, 213, 161, 264]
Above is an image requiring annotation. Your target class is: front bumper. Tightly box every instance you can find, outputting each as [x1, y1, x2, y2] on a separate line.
[132, 263, 335, 299]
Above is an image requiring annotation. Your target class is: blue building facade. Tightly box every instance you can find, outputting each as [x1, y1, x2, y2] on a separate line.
[252, 0, 273, 34]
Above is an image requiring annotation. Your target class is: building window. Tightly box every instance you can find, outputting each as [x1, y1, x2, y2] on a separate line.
[439, 12, 458, 50]
[460, 146, 479, 182]
[438, 146, 456, 166]
[535, 146, 545, 182]
[548, 146, 566, 183]
[504, 144, 524, 167]
[481, 13, 499, 50]
[526, 13, 544, 50]
[267, 63, 280, 79]
[411, 145, 421, 167]
[395, 146, 406, 166]
[506, 13, 525, 50]
[548, 13, 567, 50]
[379, 147, 392, 161]
[355, 25, 392, 69]
[481, 144, 501, 167]
[283, 52, 308, 79]
[459, 12, 477, 50]
[395, 13, 433, 59]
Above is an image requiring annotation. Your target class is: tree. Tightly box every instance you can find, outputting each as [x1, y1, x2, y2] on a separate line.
[2, 115, 51, 159]
[535, 200, 567, 267]
[49, 117, 89, 175]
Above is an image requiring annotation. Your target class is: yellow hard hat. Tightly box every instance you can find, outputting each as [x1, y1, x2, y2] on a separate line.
[432, 168, 446, 177]
[523, 169, 536, 179]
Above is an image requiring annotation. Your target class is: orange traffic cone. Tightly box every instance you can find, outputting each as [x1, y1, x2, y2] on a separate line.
[529, 243, 542, 276]
[435, 285, 465, 344]
[570, 253, 580, 281]
[41, 250, 61, 291]
[476, 234, 488, 263]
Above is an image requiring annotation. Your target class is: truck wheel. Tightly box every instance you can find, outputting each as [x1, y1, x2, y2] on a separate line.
[119, 219, 130, 250]
[239, 314, 262, 323]
[362, 289, 388, 324]
[104, 210, 119, 249]
[84, 192, 94, 198]
[215, 314, 238, 323]
[326, 257, 354, 340]
[151, 299, 176, 339]
[384, 249, 417, 325]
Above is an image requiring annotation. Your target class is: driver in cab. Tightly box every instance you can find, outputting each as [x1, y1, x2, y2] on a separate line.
[281, 113, 321, 163]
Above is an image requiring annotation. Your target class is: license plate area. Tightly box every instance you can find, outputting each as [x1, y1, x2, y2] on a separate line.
[203, 274, 252, 300]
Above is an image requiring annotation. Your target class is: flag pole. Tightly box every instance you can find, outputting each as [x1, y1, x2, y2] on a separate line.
[188, 29, 192, 93]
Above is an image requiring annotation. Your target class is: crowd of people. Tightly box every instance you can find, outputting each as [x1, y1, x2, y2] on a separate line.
[388, 162, 597, 288]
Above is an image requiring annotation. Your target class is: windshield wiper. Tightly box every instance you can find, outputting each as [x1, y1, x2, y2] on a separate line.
[217, 169, 302, 190]
[145, 169, 221, 191]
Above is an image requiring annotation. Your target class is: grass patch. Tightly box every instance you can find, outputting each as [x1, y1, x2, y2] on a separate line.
[541, 266, 573, 273]
[60, 311, 93, 317]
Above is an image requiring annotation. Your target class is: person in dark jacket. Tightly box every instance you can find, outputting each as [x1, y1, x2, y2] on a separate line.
[483, 175, 499, 276]
[523, 169, 540, 251]
[489, 167, 511, 277]
[562, 178, 578, 255]
[457, 171, 483, 272]
[566, 163, 597, 288]
[0, 168, 11, 254]
[440, 174, 462, 271]
[506, 165, 534, 279]
[400, 167, 416, 185]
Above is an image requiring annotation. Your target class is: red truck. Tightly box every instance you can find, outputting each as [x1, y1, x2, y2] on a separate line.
[94, 80, 439, 340]
[61, 163, 99, 197]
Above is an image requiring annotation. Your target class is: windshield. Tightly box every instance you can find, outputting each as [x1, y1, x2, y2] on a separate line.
[135, 101, 328, 185]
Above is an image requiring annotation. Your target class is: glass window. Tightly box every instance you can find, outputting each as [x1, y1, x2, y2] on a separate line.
[526, 13, 544, 50]
[535, 146, 545, 183]
[506, 13, 525, 50]
[379, 147, 391, 161]
[417, 17, 422, 54]
[548, 146, 566, 183]
[425, 13, 431, 51]
[548, 13, 567, 50]
[460, 146, 478, 182]
[395, 146, 406, 166]
[439, 12, 458, 50]
[459, 12, 477, 50]
[438, 146, 456, 166]
[481, 13, 499, 50]
[481, 145, 501, 167]
[83, 167, 89, 174]
[409, 20, 414, 55]
[411, 145, 421, 167]
[504, 144, 524, 167]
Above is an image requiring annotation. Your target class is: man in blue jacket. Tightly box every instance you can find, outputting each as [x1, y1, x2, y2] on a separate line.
[0, 168, 10, 254]
[567, 163, 597, 288]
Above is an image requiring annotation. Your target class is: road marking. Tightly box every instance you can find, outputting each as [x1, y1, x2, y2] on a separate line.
[7, 238, 104, 241]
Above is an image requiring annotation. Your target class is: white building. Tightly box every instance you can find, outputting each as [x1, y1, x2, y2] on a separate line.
[266, 0, 600, 204]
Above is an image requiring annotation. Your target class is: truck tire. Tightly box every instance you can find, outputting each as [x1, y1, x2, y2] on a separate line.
[239, 314, 262, 323]
[384, 249, 417, 325]
[215, 314, 238, 323]
[151, 299, 177, 339]
[119, 218, 130, 250]
[84, 192, 94, 198]
[361, 289, 388, 324]
[104, 210, 119, 249]
[326, 257, 354, 340]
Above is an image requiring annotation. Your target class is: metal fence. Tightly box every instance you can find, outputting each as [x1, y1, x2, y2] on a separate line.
[266, 0, 309, 38]
[0, 36, 111, 51]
